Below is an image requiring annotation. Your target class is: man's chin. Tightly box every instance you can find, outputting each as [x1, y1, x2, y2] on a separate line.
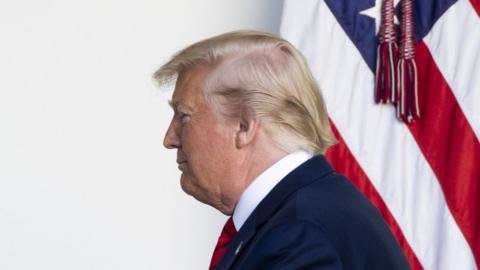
[180, 176, 213, 206]
[180, 175, 201, 198]
[179, 174, 192, 194]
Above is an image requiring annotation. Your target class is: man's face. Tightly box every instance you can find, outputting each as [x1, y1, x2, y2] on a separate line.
[163, 67, 240, 213]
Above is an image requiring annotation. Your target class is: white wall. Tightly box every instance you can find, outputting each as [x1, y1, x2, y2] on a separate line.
[0, 1, 283, 269]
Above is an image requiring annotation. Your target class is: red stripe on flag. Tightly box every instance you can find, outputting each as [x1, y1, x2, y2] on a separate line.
[326, 121, 424, 270]
[409, 41, 480, 266]
[470, 0, 480, 16]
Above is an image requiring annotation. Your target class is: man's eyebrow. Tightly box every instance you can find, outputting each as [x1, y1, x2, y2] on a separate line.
[168, 100, 192, 112]
[168, 100, 183, 112]
[168, 100, 176, 109]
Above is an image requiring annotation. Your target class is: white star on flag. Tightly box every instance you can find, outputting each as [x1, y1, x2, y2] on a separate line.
[359, 0, 401, 34]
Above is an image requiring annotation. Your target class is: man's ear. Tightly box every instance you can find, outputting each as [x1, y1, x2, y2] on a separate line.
[235, 114, 259, 149]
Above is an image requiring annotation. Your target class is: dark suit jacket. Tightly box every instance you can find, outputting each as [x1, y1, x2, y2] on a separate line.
[215, 155, 410, 270]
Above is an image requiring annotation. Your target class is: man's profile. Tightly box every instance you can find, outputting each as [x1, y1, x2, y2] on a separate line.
[154, 30, 410, 270]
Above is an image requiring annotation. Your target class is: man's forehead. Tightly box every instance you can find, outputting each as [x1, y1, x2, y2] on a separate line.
[169, 68, 208, 110]
[169, 87, 193, 109]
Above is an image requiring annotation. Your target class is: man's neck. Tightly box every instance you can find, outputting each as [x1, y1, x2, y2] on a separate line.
[225, 130, 288, 215]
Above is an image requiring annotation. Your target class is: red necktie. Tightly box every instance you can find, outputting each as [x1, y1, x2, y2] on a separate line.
[209, 217, 237, 270]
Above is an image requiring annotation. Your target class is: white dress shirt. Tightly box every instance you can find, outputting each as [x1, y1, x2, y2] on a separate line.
[232, 151, 313, 230]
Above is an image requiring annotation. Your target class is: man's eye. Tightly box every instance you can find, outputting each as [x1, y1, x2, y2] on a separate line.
[179, 113, 190, 123]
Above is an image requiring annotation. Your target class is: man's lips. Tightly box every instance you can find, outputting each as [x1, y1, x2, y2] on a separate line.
[176, 159, 187, 164]
[177, 160, 187, 170]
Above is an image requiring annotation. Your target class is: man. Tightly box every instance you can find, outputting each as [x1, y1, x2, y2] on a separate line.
[155, 30, 410, 269]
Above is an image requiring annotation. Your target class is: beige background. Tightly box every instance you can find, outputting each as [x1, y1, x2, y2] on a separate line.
[0, 0, 284, 269]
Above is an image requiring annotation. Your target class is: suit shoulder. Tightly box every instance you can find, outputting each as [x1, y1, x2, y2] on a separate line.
[268, 173, 411, 269]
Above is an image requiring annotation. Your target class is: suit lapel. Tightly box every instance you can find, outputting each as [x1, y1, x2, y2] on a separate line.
[215, 155, 334, 270]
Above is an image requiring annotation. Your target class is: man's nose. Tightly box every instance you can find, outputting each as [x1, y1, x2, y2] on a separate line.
[163, 120, 180, 149]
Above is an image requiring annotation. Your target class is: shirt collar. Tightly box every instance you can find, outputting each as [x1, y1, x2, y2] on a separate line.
[232, 151, 313, 230]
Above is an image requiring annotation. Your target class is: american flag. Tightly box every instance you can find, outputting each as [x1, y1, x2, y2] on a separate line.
[281, 0, 480, 269]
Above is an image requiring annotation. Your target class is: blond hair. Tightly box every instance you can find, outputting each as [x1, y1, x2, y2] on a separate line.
[154, 30, 336, 154]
